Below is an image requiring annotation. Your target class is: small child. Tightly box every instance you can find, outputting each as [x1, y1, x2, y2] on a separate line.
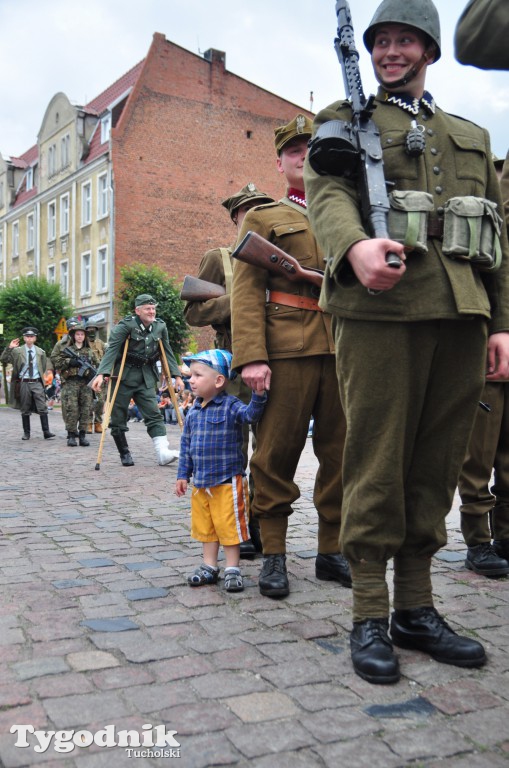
[174, 349, 267, 592]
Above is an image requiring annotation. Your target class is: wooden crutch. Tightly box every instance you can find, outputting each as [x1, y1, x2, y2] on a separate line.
[158, 339, 184, 431]
[95, 338, 129, 470]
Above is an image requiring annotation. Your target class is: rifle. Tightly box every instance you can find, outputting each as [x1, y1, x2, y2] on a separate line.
[180, 275, 226, 301]
[232, 231, 324, 289]
[308, 0, 401, 270]
[63, 347, 98, 379]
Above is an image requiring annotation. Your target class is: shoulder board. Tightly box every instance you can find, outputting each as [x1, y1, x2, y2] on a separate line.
[442, 110, 483, 131]
[252, 201, 280, 211]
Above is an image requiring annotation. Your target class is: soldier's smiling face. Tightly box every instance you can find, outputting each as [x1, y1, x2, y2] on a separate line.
[135, 304, 157, 327]
[371, 24, 431, 97]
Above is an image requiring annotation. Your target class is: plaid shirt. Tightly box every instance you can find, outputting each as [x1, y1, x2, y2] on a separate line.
[177, 390, 267, 487]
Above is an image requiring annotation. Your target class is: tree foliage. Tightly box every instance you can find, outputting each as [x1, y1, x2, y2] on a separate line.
[0, 277, 73, 354]
[116, 264, 190, 358]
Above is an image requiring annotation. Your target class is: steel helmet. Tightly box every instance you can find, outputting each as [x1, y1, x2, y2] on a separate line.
[363, 0, 441, 62]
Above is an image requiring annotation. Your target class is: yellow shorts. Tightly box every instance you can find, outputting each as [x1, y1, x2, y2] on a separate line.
[191, 475, 250, 545]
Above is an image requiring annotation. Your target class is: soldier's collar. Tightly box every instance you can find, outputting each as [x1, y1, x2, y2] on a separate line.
[136, 317, 152, 333]
[382, 89, 435, 116]
[286, 187, 307, 209]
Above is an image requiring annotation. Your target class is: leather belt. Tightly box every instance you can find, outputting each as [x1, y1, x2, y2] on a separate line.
[266, 290, 323, 312]
[20, 378, 40, 383]
[428, 215, 444, 239]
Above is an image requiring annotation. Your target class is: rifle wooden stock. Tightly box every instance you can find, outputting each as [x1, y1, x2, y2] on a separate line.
[232, 231, 324, 289]
[180, 275, 226, 302]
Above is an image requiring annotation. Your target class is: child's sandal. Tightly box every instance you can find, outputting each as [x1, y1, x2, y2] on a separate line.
[224, 568, 244, 592]
[187, 564, 219, 587]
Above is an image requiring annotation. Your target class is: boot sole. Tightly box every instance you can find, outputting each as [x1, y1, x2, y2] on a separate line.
[259, 584, 289, 597]
[391, 633, 487, 667]
[316, 569, 352, 588]
[465, 560, 509, 577]
[353, 665, 400, 685]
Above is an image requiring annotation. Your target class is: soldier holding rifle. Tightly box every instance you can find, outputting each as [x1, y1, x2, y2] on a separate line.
[231, 115, 351, 598]
[91, 295, 183, 467]
[305, 0, 509, 683]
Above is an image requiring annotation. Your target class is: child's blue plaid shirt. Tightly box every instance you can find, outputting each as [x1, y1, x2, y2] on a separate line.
[177, 390, 267, 487]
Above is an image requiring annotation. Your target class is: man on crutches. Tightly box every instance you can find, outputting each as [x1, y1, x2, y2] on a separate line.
[91, 294, 183, 466]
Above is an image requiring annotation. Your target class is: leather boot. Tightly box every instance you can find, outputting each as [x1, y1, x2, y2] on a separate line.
[493, 538, 509, 560]
[21, 415, 31, 440]
[112, 432, 134, 466]
[390, 607, 487, 667]
[350, 618, 400, 684]
[465, 542, 509, 577]
[40, 413, 55, 439]
[79, 431, 90, 446]
[316, 553, 352, 588]
[94, 423, 103, 433]
[86, 422, 93, 434]
[67, 431, 78, 447]
[258, 554, 289, 597]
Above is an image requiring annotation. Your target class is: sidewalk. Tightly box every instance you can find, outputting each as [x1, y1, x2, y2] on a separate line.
[0, 404, 508, 768]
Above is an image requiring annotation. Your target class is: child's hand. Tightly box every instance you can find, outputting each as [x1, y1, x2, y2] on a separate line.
[175, 479, 188, 497]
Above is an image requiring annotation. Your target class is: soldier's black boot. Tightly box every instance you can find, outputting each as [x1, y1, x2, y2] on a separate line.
[21, 415, 31, 440]
[40, 413, 55, 439]
[79, 431, 90, 446]
[67, 431, 78, 447]
[112, 432, 134, 466]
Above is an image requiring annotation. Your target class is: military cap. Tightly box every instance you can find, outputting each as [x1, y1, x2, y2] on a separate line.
[68, 323, 87, 334]
[183, 349, 237, 381]
[363, 0, 441, 62]
[66, 317, 79, 331]
[274, 114, 313, 156]
[221, 183, 274, 221]
[85, 320, 100, 330]
[22, 326, 38, 336]
[135, 294, 157, 307]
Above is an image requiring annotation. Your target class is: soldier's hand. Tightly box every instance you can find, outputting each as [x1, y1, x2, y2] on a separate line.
[174, 376, 184, 392]
[241, 362, 271, 392]
[346, 238, 406, 292]
[9, 338, 20, 348]
[91, 374, 104, 393]
[486, 332, 509, 380]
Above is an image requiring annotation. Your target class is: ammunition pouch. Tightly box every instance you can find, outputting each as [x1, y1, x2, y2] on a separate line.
[387, 190, 434, 255]
[442, 196, 502, 272]
[125, 350, 160, 368]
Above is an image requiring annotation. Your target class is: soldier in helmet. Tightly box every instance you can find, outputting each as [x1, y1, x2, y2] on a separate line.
[84, 321, 107, 434]
[231, 117, 351, 598]
[51, 317, 79, 425]
[305, 0, 509, 683]
[52, 324, 99, 447]
[184, 182, 274, 558]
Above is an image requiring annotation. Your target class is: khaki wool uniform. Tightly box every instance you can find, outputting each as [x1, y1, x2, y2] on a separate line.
[305, 89, 509, 619]
[231, 200, 346, 555]
[96, 315, 180, 438]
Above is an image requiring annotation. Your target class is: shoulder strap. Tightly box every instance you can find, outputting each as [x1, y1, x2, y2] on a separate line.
[220, 247, 233, 294]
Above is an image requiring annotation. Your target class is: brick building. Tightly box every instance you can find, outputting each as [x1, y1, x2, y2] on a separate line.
[0, 33, 312, 344]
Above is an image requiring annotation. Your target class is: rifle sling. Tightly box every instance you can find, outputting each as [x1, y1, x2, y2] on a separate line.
[266, 290, 323, 312]
[220, 248, 233, 294]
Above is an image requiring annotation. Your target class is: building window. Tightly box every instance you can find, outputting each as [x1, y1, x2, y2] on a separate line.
[97, 245, 108, 292]
[12, 221, 19, 257]
[60, 260, 69, 295]
[47, 264, 56, 284]
[61, 134, 70, 168]
[27, 213, 35, 251]
[81, 181, 92, 226]
[97, 173, 108, 219]
[48, 144, 57, 176]
[60, 193, 70, 236]
[26, 167, 34, 191]
[101, 114, 111, 144]
[81, 251, 91, 296]
[48, 201, 56, 242]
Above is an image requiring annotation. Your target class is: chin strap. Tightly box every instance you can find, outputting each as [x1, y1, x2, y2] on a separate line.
[376, 48, 434, 91]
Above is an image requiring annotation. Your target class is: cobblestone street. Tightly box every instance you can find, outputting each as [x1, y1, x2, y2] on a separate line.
[0, 404, 508, 767]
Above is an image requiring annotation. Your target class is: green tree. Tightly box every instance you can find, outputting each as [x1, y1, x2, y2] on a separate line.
[116, 264, 190, 358]
[0, 277, 73, 354]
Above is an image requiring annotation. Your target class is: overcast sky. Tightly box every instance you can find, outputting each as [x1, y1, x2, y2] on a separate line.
[1, 0, 508, 160]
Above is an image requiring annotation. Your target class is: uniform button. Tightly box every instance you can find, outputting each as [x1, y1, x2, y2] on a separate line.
[431, 147, 438, 155]
[433, 166, 440, 175]
[437, 206, 444, 215]
[435, 186, 443, 194]
[422, 114, 428, 121]
[427, 129, 434, 136]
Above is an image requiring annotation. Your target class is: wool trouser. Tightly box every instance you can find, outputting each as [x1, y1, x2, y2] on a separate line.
[61, 378, 94, 432]
[19, 380, 47, 415]
[109, 367, 166, 438]
[249, 355, 345, 555]
[332, 317, 487, 621]
[459, 381, 509, 543]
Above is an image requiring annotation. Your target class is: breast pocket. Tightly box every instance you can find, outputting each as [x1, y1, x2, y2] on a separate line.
[450, 133, 487, 185]
[381, 130, 418, 181]
[273, 221, 314, 264]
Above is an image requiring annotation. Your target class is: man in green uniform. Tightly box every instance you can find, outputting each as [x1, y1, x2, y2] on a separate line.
[305, 0, 509, 683]
[454, 0, 509, 70]
[231, 115, 351, 598]
[91, 295, 183, 467]
[85, 321, 107, 434]
[184, 182, 274, 557]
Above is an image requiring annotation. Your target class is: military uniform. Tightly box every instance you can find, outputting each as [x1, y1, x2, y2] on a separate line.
[454, 0, 509, 70]
[231, 116, 349, 596]
[95, 294, 181, 466]
[304, 0, 509, 682]
[52, 325, 98, 446]
[50, 318, 79, 424]
[1, 326, 55, 440]
[85, 323, 107, 432]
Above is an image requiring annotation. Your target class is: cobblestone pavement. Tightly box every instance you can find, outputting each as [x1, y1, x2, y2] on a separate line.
[1, 405, 508, 768]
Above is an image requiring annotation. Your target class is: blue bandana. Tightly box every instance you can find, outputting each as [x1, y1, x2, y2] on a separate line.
[183, 349, 236, 380]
